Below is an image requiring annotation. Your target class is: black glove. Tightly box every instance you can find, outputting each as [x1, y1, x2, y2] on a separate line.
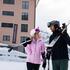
[22, 41, 27, 47]
[42, 58, 47, 69]
[22, 37, 32, 47]
[26, 37, 32, 44]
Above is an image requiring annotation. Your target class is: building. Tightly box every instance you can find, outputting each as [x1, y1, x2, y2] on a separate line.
[0, 0, 39, 52]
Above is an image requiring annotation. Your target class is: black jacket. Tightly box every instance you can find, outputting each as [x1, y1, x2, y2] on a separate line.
[49, 30, 70, 60]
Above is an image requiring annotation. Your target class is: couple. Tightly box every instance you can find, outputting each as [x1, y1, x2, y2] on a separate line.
[25, 20, 70, 70]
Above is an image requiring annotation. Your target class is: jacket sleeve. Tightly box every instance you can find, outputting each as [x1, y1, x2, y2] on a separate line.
[41, 41, 46, 60]
[25, 44, 32, 55]
[41, 42, 47, 69]
[62, 32, 70, 46]
[41, 41, 45, 53]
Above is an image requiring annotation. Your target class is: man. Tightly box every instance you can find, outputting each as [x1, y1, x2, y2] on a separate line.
[46, 20, 70, 70]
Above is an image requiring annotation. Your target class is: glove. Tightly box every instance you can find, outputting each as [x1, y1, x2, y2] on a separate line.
[42, 58, 47, 69]
[26, 37, 32, 44]
[22, 41, 27, 47]
[22, 37, 32, 47]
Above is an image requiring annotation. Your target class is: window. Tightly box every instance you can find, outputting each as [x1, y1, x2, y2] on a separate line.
[22, 1, 29, 9]
[3, 0, 15, 4]
[20, 36, 28, 43]
[21, 24, 28, 32]
[1, 23, 13, 28]
[22, 12, 28, 20]
[2, 11, 14, 16]
[3, 35, 10, 41]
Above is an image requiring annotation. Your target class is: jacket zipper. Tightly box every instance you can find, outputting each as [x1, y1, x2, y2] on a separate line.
[33, 41, 37, 63]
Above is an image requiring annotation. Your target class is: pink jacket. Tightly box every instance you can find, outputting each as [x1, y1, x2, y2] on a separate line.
[25, 39, 45, 64]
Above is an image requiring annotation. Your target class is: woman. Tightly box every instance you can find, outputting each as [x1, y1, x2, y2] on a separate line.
[25, 28, 45, 70]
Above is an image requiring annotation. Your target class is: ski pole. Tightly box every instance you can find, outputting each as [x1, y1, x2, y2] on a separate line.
[8, 39, 31, 52]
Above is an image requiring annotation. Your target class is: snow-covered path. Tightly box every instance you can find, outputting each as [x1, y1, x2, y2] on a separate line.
[0, 60, 70, 70]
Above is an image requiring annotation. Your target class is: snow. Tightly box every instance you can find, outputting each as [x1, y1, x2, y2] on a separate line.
[0, 47, 70, 70]
[0, 60, 70, 70]
[0, 47, 26, 62]
[0, 61, 27, 70]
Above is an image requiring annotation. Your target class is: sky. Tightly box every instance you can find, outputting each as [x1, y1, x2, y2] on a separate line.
[36, 0, 70, 35]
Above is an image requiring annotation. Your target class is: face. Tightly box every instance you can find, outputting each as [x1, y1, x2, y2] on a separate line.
[49, 25, 56, 32]
[34, 32, 40, 40]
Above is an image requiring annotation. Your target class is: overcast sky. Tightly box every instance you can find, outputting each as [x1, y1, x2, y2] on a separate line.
[36, 0, 70, 34]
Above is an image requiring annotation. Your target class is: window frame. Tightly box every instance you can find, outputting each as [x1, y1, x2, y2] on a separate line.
[22, 1, 29, 9]
[3, 35, 10, 41]
[22, 12, 28, 20]
[2, 11, 14, 16]
[1, 23, 13, 28]
[21, 24, 28, 32]
[3, 0, 15, 4]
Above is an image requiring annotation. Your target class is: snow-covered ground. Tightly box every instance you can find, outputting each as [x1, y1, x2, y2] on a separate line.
[0, 47, 26, 62]
[0, 47, 70, 70]
[0, 60, 70, 70]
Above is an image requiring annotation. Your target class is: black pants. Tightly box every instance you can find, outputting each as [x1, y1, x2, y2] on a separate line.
[27, 62, 40, 70]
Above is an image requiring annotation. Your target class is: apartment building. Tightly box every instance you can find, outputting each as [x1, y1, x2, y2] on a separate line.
[0, 0, 37, 52]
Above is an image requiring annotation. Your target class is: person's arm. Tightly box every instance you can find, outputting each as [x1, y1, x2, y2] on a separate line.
[25, 44, 32, 55]
[61, 23, 70, 45]
[41, 41, 47, 69]
[41, 42, 45, 53]
[41, 41, 46, 59]
[62, 32, 70, 46]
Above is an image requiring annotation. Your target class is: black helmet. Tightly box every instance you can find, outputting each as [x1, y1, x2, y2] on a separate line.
[47, 20, 60, 27]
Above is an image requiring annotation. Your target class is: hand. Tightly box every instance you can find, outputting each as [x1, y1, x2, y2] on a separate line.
[26, 37, 32, 44]
[22, 37, 32, 47]
[22, 42, 27, 47]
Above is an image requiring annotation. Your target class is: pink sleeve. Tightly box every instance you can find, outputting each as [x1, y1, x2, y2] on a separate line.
[25, 44, 32, 55]
[41, 42, 45, 53]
